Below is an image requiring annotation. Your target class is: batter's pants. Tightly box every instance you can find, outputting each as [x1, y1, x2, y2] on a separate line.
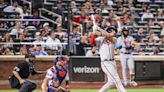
[98, 61, 126, 92]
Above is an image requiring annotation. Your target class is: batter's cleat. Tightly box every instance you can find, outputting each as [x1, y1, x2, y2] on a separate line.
[123, 81, 128, 87]
[129, 81, 138, 87]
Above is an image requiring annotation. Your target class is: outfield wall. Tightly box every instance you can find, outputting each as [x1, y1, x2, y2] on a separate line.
[0, 55, 164, 84]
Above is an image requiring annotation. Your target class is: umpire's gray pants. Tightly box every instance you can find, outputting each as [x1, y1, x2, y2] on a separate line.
[19, 80, 37, 92]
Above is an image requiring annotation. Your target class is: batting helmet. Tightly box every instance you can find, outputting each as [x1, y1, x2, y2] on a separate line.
[105, 26, 117, 33]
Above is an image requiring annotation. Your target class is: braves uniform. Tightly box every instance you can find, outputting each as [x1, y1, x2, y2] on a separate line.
[42, 65, 68, 92]
[116, 35, 136, 86]
[96, 37, 126, 92]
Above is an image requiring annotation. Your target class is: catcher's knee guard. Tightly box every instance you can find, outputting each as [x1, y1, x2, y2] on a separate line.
[56, 87, 69, 92]
[47, 87, 56, 92]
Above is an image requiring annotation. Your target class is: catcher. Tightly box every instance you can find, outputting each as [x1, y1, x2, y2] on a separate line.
[42, 56, 70, 92]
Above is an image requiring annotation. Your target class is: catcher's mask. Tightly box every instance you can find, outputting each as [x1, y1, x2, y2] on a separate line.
[53, 56, 67, 68]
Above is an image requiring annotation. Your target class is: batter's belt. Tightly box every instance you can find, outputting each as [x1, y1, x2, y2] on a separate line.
[103, 59, 115, 61]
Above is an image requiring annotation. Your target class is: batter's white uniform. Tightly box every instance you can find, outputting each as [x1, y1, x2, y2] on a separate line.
[96, 37, 126, 92]
[116, 36, 134, 84]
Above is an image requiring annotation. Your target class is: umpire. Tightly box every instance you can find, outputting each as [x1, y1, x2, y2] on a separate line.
[9, 54, 40, 92]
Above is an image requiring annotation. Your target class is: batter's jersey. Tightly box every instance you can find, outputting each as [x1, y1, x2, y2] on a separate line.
[116, 36, 134, 53]
[96, 37, 115, 61]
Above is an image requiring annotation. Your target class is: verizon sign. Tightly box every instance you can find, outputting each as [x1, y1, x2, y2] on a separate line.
[69, 57, 105, 82]
[73, 66, 100, 73]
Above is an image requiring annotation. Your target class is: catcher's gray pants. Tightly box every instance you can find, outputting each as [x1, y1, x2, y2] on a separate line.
[19, 80, 37, 92]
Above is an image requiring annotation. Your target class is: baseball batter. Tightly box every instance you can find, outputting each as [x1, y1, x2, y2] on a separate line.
[116, 27, 137, 86]
[95, 26, 126, 92]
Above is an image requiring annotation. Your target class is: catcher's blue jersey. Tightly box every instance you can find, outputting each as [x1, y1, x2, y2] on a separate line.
[55, 66, 67, 83]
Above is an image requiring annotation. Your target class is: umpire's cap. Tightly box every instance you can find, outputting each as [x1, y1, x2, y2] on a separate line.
[105, 26, 117, 33]
[25, 53, 35, 59]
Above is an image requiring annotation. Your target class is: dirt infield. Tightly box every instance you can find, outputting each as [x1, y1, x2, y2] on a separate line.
[0, 81, 164, 90]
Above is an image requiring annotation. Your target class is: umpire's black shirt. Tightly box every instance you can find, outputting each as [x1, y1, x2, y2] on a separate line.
[14, 61, 36, 79]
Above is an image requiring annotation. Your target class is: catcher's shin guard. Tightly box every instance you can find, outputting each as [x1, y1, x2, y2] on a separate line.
[57, 86, 70, 92]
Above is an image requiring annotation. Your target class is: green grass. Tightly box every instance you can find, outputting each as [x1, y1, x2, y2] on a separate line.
[0, 89, 164, 92]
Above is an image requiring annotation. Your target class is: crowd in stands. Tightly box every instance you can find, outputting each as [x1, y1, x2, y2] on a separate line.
[0, 0, 164, 56]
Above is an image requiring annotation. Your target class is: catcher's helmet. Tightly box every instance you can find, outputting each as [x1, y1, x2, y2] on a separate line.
[53, 56, 61, 63]
[105, 26, 117, 33]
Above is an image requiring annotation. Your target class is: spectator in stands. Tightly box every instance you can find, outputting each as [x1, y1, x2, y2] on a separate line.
[52, 0, 63, 16]
[116, 1, 123, 9]
[42, 22, 51, 36]
[85, 46, 99, 57]
[135, 28, 145, 43]
[3, 1, 18, 12]
[147, 28, 160, 43]
[141, 3, 147, 12]
[21, 28, 28, 38]
[157, 8, 164, 18]
[14, 3, 23, 18]
[141, 7, 154, 21]
[121, 13, 128, 25]
[19, 46, 27, 55]
[120, 7, 128, 16]
[55, 24, 67, 42]
[84, 1, 94, 14]
[10, 21, 24, 38]
[156, 36, 164, 55]
[2, 33, 13, 48]
[104, 0, 114, 7]
[100, 3, 108, 14]
[149, 45, 159, 55]
[0, 44, 3, 55]
[0, 14, 8, 28]
[3, 47, 14, 55]
[108, 11, 117, 20]
[70, 0, 78, 14]
[132, 44, 145, 55]
[40, 30, 48, 41]
[32, 44, 48, 56]
[13, 33, 26, 55]
[159, 21, 164, 36]
[22, 4, 30, 17]
[14, 13, 21, 19]
[159, 36, 164, 49]
[147, 19, 155, 26]
[18, 33, 26, 42]
[3, 1, 24, 18]
[46, 31, 62, 55]
[126, 14, 137, 26]
[31, 10, 40, 28]
[76, 36, 89, 56]
[69, 27, 81, 55]
[72, 6, 90, 24]
[33, 32, 45, 50]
